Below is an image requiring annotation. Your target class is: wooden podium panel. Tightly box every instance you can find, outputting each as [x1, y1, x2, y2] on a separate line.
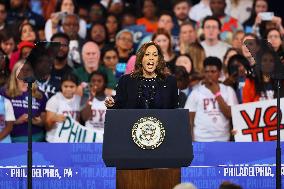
[116, 168, 180, 189]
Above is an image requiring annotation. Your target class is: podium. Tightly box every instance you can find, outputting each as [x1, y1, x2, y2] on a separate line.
[103, 109, 193, 189]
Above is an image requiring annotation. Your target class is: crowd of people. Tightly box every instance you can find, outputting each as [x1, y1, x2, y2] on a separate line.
[0, 0, 283, 143]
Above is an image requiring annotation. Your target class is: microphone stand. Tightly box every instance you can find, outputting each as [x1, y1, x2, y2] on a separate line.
[24, 77, 36, 189]
[276, 79, 281, 189]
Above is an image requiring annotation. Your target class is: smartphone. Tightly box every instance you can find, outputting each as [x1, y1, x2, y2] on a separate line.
[259, 12, 274, 21]
[57, 12, 67, 20]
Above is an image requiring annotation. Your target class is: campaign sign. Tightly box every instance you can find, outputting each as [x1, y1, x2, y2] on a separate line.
[53, 116, 101, 143]
[232, 98, 284, 142]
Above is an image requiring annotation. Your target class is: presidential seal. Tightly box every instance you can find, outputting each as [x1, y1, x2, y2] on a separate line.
[132, 117, 165, 150]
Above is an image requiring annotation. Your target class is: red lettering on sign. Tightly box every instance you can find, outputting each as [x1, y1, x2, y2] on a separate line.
[240, 106, 284, 141]
[241, 108, 262, 141]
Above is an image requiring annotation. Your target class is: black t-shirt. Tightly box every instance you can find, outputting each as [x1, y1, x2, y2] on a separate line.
[37, 77, 59, 100]
[50, 64, 73, 89]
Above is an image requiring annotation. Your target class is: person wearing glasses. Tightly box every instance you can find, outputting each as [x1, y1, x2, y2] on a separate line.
[200, 16, 231, 62]
[50, 33, 73, 86]
[114, 29, 134, 79]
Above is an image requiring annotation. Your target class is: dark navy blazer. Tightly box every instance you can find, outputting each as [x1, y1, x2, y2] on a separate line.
[113, 74, 178, 109]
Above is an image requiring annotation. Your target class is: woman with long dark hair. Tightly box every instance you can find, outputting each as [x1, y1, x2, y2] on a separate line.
[105, 41, 178, 109]
[243, 0, 268, 33]
[242, 47, 284, 103]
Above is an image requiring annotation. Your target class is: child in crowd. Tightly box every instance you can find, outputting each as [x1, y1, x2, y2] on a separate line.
[45, 72, 81, 142]
[80, 71, 107, 142]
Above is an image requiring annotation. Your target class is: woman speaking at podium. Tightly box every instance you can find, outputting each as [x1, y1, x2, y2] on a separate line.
[104, 41, 178, 109]
[104, 41, 181, 189]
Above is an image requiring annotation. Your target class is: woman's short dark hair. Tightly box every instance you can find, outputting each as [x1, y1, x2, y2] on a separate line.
[203, 56, 222, 71]
[61, 72, 79, 87]
[132, 41, 166, 79]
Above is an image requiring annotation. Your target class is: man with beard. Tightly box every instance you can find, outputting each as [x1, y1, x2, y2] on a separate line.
[32, 34, 71, 100]
[62, 14, 85, 68]
[172, 0, 196, 36]
[50, 33, 73, 91]
[30, 40, 63, 100]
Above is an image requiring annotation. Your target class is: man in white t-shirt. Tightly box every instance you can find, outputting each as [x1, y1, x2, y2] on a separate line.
[185, 57, 238, 141]
[200, 16, 230, 61]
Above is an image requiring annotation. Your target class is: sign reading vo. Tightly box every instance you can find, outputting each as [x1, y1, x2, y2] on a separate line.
[232, 98, 284, 142]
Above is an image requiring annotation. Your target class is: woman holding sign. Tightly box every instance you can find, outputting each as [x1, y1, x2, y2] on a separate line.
[105, 41, 178, 109]
[45, 72, 81, 142]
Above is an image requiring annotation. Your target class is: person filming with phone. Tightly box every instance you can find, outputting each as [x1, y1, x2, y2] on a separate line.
[44, 0, 87, 41]
[251, 10, 284, 38]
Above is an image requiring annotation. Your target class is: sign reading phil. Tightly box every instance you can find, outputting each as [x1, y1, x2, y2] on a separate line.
[232, 98, 284, 142]
[53, 116, 102, 143]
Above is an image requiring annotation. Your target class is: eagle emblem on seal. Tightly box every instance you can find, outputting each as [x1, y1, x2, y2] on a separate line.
[132, 117, 165, 150]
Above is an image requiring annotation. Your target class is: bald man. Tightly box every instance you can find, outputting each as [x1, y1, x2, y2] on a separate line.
[74, 41, 116, 96]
